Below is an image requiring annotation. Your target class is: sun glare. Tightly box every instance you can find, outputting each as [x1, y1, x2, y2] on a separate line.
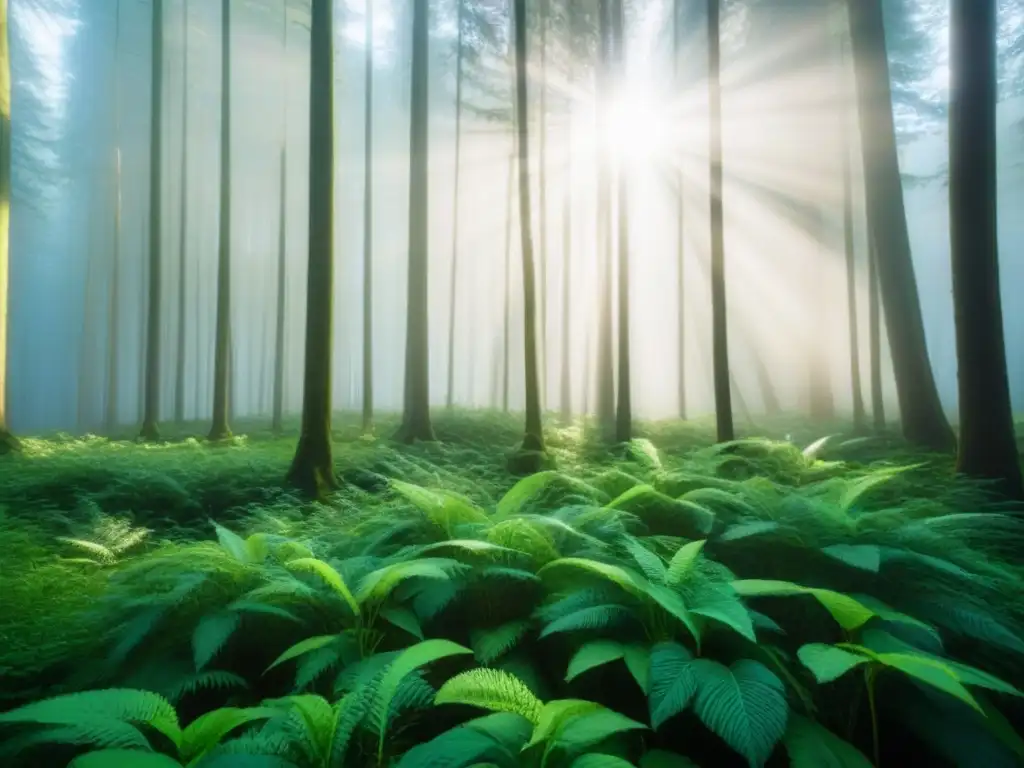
[603, 86, 674, 165]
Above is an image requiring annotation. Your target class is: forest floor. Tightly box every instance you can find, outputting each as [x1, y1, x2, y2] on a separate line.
[1, 411, 1023, 766]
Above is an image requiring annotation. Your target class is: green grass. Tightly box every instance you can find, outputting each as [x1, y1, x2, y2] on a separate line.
[0, 411, 1022, 767]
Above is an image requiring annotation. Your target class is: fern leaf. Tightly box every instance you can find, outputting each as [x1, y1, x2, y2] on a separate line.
[266, 635, 340, 673]
[57, 537, 117, 564]
[285, 558, 360, 617]
[665, 540, 706, 587]
[496, 471, 562, 519]
[193, 611, 242, 671]
[294, 646, 343, 692]
[0, 721, 152, 755]
[471, 620, 532, 664]
[165, 671, 249, 704]
[0, 689, 181, 750]
[213, 523, 252, 563]
[357, 558, 463, 605]
[622, 537, 667, 583]
[180, 706, 277, 764]
[539, 605, 636, 638]
[435, 668, 544, 724]
[689, 658, 788, 767]
[537, 558, 645, 597]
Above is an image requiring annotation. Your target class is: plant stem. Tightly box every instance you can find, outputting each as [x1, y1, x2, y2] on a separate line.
[866, 667, 880, 766]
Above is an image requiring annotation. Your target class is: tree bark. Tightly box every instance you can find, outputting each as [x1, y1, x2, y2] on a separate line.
[445, 0, 464, 410]
[174, 0, 190, 426]
[559, 4, 575, 425]
[361, 0, 374, 431]
[272, 145, 287, 434]
[847, 0, 954, 452]
[502, 149, 514, 414]
[612, 0, 631, 444]
[948, 0, 1022, 498]
[708, 0, 733, 442]
[868, 234, 885, 431]
[595, 0, 615, 432]
[209, 0, 232, 441]
[139, 0, 164, 442]
[513, 0, 544, 456]
[397, 0, 435, 443]
[674, 0, 687, 421]
[0, 0, 17, 453]
[287, 0, 337, 496]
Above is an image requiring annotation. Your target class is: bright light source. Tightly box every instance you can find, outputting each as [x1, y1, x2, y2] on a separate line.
[603, 85, 672, 165]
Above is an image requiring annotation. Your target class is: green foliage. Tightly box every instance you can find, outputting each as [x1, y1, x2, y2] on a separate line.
[2, 415, 1024, 767]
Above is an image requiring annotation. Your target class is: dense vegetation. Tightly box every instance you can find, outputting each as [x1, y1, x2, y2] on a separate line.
[2, 412, 1022, 767]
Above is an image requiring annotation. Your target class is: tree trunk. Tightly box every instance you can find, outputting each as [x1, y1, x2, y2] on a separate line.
[512, 0, 544, 456]
[397, 0, 435, 443]
[612, 0, 631, 444]
[361, 1, 374, 431]
[673, 0, 686, 420]
[847, 0, 954, 452]
[868, 234, 885, 431]
[272, 146, 287, 434]
[559, 11, 574, 426]
[209, 0, 232, 441]
[139, 0, 164, 442]
[174, 0, 190, 425]
[840, 37, 865, 432]
[537, 0, 549, 412]
[445, 0, 464, 410]
[0, 0, 17, 453]
[287, 0, 337, 496]
[105, 0, 122, 434]
[502, 149, 514, 414]
[808, 212, 835, 421]
[949, 0, 1022, 498]
[595, 0, 615, 432]
[708, 0, 733, 442]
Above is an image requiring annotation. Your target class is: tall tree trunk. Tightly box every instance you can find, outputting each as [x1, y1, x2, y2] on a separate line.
[808, 212, 835, 421]
[139, 0, 165, 441]
[538, 0, 549, 411]
[287, 0, 337, 496]
[272, 1, 289, 435]
[868, 234, 884, 430]
[78, 194, 100, 432]
[707, 0, 733, 442]
[397, 0, 435, 442]
[272, 146, 287, 434]
[595, 0, 615, 431]
[361, 0, 374, 431]
[559, 9, 574, 426]
[847, 0, 954, 452]
[949, 0, 1022, 498]
[445, 0, 464, 410]
[0, 0, 15, 453]
[502, 149, 514, 414]
[612, 0, 631, 443]
[673, 0, 686, 420]
[105, 1, 122, 434]
[512, 0, 544, 457]
[840, 39, 865, 432]
[174, 0, 190, 425]
[209, 0, 232, 440]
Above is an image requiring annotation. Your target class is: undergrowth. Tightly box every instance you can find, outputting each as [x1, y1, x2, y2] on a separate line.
[1, 411, 1022, 767]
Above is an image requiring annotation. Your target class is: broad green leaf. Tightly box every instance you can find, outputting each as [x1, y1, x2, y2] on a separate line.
[623, 644, 652, 694]
[419, 540, 515, 557]
[357, 558, 461, 605]
[180, 706, 277, 763]
[689, 659, 788, 767]
[554, 708, 647, 753]
[566, 641, 627, 682]
[213, 523, 250, 563]
[373, 640, 474, 735]
[648, 642, 697, 729]
[644, 582, 701, 646]
[797, 644, 869, 684]
[569, 755, 636, 768]
[381, 607, 425, 640]
[839, 466, 919, 511]
[525, 699, 601, 750]
[537, 558, 645, 597]
[192, 612, 241, 671]
[783, 714, 873, 768]
[821, 544, 881, 573]
[732, 580, 874, 631]
[285, 558, 360, 617]
[436, 668, 544, 724]
[265, 635, 339, 673]
[718, 521, 779, 542]
[665, 540, 706, 587]
[623, 537, 668, 583]
[496, 471, 562, 518]
[873, 652, 982, 713]
[689, 583, 755, 643]
[540, 605, 636, 638]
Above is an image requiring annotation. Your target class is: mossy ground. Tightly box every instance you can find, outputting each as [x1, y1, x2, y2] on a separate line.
[1, 410, 1022, 766]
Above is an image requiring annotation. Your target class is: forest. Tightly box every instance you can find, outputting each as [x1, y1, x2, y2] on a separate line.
[1, 0, 1024, 765]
